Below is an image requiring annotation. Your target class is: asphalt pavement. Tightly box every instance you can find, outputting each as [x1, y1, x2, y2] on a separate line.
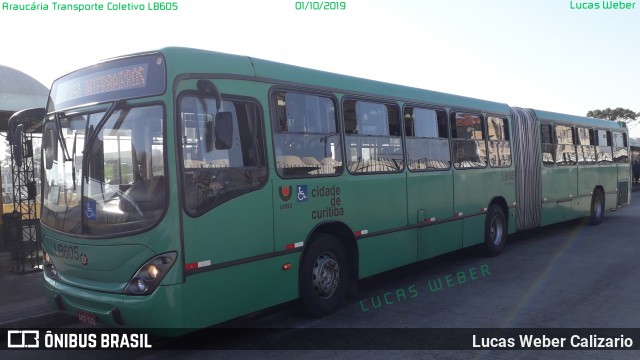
[0, 251, 74, 328]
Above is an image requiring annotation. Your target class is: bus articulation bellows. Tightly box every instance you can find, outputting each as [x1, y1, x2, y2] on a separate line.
[37, 47, 630, 330]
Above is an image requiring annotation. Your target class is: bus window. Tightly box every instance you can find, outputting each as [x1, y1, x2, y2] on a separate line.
[450, 112, 486, 169]
[344, 99, 403, 174]
[179, 95, 267, 215]
[404, 107, 450, 170]
[41, 105, 167, 236]
[554, 124, 577, 166]
[541, 123, 555, 166]
[487, 116, 511, 167]
[272, 92, 342, 177]
[596, 129, 613, 164]
[576, 127, 596, 165]
[613, 132, 629, 164]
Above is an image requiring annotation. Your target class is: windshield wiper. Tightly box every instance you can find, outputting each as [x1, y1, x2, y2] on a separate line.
[71, 131, 77, 190]
[82, 99, 123, 182]
[51, 111, 78, 189]
[53, 111, 72, 162]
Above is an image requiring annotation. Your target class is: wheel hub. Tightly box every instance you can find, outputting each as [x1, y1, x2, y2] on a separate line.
[312, 252, 340, 299]
[490, 215, 504, 246]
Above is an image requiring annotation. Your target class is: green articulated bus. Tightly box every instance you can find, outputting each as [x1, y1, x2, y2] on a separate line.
[39, 47, 630, 330]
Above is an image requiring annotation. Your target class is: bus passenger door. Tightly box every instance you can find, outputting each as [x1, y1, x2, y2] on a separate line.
[575, 128, 596, 216]
[540, 124, 578, 224]
[450, 112, 492, 248]
[408, 169, 456, 260]
[177, 87, 273, 270]
[404, 107, 458, 261]
[613, 132, 630, 206]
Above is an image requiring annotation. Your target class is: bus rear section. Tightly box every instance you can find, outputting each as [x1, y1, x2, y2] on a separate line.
[510, 107, 629, 232]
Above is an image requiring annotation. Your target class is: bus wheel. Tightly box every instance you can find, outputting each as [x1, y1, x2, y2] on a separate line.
[300, 233, 350, 317]
[483, 204, 506, 257]
[589, 190, 605, 225]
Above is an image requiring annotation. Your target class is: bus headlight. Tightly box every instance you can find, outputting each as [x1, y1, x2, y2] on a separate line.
[43, 251, 59, 278]
[147, 265, 159, 279]
[136, 279, 147, 292]
[125, 252, 177, 296]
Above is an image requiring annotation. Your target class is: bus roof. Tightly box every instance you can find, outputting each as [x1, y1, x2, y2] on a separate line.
[531, 108, 627, 130]
[123, 47, 627, 129]
[157, 47, 511, 115]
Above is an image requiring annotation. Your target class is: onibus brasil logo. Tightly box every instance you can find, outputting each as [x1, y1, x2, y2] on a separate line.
[6, 330, 152, 349]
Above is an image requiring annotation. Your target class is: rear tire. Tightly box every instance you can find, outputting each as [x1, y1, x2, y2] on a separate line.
[483, 204, 507, 257]
[299, 233, 350, 317]
[589, 190, 605, 225]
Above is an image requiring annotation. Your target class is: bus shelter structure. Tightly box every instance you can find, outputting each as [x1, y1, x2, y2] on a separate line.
[0, 65, 48, 271]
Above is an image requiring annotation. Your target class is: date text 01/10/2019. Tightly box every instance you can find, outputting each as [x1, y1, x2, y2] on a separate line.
[295, 2, 347, 11]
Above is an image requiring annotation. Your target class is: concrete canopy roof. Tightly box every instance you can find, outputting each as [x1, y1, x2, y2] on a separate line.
[0, 65, 48, 132]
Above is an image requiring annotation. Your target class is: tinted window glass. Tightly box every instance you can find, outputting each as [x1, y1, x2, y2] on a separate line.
[451, 112, 486, 169]
[273, 92, 342, 177]
[487, 116, 511, 167]
[404, 107, 450, 171]
[344, 100, 403, 174]
[179, 95, 267, 215]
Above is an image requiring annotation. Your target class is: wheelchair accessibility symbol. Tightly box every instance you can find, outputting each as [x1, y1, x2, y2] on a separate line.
[297, 185, 308, 202]
[85, 199, 97, 220]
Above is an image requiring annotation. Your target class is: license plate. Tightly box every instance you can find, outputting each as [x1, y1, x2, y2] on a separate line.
[77, 311, 97, 326]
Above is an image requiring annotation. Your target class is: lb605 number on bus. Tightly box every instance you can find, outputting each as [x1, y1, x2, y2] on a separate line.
[54, 244, 80, 260]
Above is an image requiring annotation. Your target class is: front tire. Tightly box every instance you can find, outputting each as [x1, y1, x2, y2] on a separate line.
[299, 233, 350, 317]
[483, 204, 507, 257]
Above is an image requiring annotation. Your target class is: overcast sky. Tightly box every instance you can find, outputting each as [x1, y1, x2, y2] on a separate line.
[1, 0, 639, 136]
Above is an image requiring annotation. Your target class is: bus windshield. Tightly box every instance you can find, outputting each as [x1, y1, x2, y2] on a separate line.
[41, 104, 166, 236]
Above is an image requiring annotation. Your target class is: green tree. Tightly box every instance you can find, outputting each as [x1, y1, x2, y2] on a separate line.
[586, 107, 638, 122]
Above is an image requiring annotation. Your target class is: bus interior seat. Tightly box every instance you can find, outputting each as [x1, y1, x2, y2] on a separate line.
[301, 157, 320, 166]
[276, 155, 306, 168]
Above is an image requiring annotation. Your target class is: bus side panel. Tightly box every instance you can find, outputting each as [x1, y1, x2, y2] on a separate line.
[600, 163, 619, 210]
[462, 216, 485, 247]
[575, 165, 599, 217]
[508, 207, 517, 234]
[461, 168, 515, 248]
[540, 202, 559, 226]
[453, 169, 487, 222]
[540, 166, 577, 225]
[340, 174, 412, 278]
[272, 178, 346, 253]
[540, 164, 559, 226]
[617, 163, 631, 206]
[406, 169, 457, 262]
[358, 229, 416, 279]
[181, 190, 274, 267]
[418, 222, 462, 260]
[182, 252, 300, 329]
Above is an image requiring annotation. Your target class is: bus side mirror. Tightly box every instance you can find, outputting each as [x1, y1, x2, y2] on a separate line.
[206, 112, 233, 151]
[43, 122, 58, 170]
